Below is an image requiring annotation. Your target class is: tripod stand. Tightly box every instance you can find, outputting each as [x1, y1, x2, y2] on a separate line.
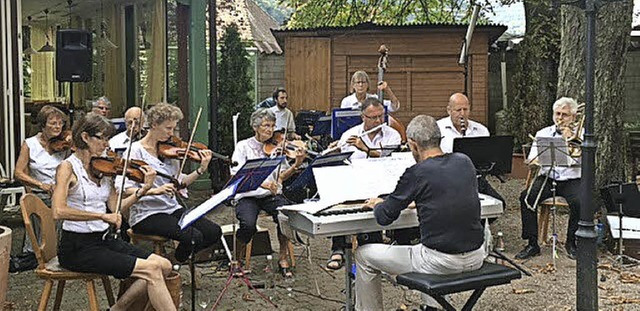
[211, 200, 278, 310]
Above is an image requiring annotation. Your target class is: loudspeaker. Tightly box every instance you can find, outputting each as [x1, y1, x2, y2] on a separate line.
[56, 29, 93, 82]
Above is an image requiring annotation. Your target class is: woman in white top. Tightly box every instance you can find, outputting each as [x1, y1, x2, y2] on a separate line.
[230, 108, 305, 277]
[15, 105, 70, 200]
[340, 70, 400, 112]
[52, 113, 176, 311]
[124, 103, 222, 263]
[15, 105, 70, 254]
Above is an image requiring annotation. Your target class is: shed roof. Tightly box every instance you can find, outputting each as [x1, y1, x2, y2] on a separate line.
[273, 21, 507, 43]
[245, 0, 283, 54]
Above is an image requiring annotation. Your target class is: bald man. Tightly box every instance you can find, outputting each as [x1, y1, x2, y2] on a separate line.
[109, 107, 145, 155]
[436, 93, 490, 153]
[436, 93, 505, 219]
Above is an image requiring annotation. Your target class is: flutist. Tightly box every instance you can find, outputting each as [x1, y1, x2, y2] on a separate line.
[515, 97, 582, 260]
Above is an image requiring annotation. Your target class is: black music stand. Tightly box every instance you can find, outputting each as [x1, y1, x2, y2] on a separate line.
[453, 136, 514, 178]
[600, 182, 640, 267]
[196, 156, 285, 310]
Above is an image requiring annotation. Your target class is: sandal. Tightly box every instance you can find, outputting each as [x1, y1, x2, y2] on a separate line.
[326, 251, 344, 270]
[278, 260, 294, 278]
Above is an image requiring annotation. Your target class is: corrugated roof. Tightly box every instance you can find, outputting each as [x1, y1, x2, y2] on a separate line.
[273, 21, 507, 43]
[245, 0, 282, 54]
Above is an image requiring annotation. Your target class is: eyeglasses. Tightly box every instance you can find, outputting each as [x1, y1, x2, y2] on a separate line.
[97, 106, 110, 111]
[46, 121, 64, 127]
[363, 114, 384, 121]
[259, 124, 276, 129]
[354, 81, 368, 85]
[91, 133, 109, 141]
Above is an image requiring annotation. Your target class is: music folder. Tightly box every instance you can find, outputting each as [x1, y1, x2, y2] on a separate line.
[178, 156, 284, 230]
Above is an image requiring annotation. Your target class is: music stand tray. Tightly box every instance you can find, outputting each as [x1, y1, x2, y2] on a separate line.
[286, 152, 353, 194]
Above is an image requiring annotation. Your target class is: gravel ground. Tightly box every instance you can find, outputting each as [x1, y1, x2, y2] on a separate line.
[4, 177, 640, 310]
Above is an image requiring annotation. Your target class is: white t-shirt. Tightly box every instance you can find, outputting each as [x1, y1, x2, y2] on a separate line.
[269, 106, 296, 133]
[339, 123, 401, 160]
[437, 117, 490, 153]
[527, 125, 581, 181]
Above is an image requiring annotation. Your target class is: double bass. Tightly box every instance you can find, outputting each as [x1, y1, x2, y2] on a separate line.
[376, 45, 407, 144]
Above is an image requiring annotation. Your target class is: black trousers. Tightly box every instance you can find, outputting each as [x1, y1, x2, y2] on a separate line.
[235, 195, 288, 244]
[519, 176, 581, 246]
[132, 209, 222, 262]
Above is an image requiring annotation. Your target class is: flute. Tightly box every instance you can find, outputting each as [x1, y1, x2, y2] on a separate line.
[321, 124, 385, 155]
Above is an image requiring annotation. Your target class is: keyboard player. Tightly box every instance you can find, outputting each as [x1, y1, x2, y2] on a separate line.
[355, 115, 486, 311]
[325, 97, 401, 270]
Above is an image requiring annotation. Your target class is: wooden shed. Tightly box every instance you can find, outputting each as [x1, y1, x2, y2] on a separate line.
[272, 22, 506, 126]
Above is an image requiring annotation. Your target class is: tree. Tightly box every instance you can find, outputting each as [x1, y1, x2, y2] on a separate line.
[504, 0, 560, 150]
[557, 3, 633, 188]
[217, 24, 255, 157]
[280, 0, 494, 28]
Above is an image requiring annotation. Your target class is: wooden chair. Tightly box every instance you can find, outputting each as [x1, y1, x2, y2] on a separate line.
[127, 229, 169, 255]
[525, 167, 570, 245]
[20, 194, 115, 311]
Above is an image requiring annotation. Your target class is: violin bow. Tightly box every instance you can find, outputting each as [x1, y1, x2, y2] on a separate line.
[105, 117, 138, 240]
[177, 107, 203, 180]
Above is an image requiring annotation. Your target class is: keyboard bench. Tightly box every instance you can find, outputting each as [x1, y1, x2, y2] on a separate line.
[396, 262, 521, 311]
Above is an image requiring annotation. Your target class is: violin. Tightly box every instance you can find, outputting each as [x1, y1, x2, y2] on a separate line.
[49, 130, 73, 152]
[263, 131, 313, 159]
[157, 136, 238, 167]
[90, 151, 182, 186]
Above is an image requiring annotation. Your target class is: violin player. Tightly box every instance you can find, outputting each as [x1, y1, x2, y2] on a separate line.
[269, 87, 301, 140]
[120, 103, 222, 264]
[52, 113, 176, 311]
[109, 107, 145, 155]
[230, 108, 305, 278]
[15, 105, 71, 256]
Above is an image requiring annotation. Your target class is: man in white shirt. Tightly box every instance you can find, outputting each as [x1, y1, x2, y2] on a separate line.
[268, 88, 300, 140]
[516, 97, 582, 260]
[326, 97, 402, 270]
[437, 93, 490, 153]
[437, 93, 504, 218]
[109, 107, 144, 155]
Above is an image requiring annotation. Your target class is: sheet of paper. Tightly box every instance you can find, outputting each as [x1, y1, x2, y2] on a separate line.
[179, 181, 237, 230]
[277, 197, 344, 214]
[313, 156, 416, 203]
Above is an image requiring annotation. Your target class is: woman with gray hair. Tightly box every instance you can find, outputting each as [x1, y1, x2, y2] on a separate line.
[340, 70, 400, 112]
[92, 96, 111, 117]
[229, 108, 305, 277]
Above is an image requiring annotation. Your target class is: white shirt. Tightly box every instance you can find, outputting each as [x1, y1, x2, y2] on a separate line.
[339, 123, 401, 160]
[109, 131, 132, 155]
[120, 142, 185, 226]
[340, 93, 398, 113]
[230, 137, 290, 200]
[437, 117, 490, 153]
[63, 154, 111, 233]
[527, 125, 581, 181]
[269, 106, 296, 133]
[25, 135, 66, 186]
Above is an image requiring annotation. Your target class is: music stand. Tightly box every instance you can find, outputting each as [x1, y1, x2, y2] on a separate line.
[453, 136, 514, 178]
[600, 182, 640, 267]
[179, 156, 284, 310]
[527, 136, 578, 267]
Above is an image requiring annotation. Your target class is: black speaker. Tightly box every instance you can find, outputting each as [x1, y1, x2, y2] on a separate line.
[56, 29, 93, 82]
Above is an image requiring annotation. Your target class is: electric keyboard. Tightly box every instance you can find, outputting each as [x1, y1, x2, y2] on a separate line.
[285, 193, 503, 238]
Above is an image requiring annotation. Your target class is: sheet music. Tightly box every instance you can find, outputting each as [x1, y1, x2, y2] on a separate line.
[179, 179, 240, 230]
[535, 137, 576, 167]
[313, 156, 416, 203]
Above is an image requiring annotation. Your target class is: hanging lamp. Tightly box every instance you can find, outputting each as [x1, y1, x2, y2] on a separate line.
[23, 16, 38, 55]
[38, 9, 55, 53]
